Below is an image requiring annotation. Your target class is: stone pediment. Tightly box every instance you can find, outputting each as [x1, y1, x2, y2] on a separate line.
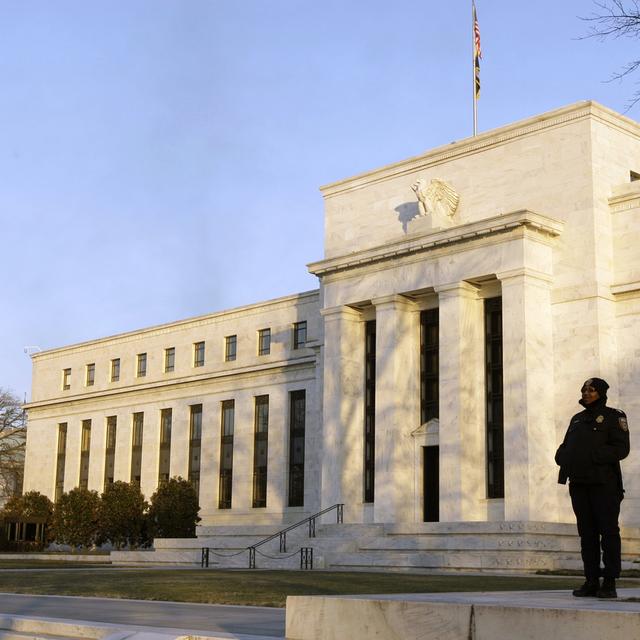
[411, 418, 439, 437]
[308, 210, 563, 278]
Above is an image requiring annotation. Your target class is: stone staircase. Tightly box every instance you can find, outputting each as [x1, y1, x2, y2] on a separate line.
[112, 521, 640, 573]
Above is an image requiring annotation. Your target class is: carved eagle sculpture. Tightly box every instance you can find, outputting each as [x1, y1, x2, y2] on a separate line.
[410, 178, 460, 219]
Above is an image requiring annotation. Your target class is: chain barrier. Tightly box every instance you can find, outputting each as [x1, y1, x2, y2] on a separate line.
[254, 547, 303, 560]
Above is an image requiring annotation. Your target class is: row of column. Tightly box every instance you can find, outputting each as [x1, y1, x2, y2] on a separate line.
[320, 269, 558, 524]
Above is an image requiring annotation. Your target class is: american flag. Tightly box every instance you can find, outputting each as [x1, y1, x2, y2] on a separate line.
[473, 2, 482, 99]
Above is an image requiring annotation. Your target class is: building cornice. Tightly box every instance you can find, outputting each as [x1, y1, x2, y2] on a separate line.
[307, 210, 563, 278]
[24, 355, 317, 411]
[30, 289, 320, 361]
[320, 102, 640, 198]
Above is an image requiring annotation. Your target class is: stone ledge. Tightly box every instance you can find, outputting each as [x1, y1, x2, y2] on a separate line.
[286, 589, 640, 640]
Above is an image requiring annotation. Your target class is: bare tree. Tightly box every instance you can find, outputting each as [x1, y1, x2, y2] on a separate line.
[0, 389, 26, 503]
[582, 1, 640, 109]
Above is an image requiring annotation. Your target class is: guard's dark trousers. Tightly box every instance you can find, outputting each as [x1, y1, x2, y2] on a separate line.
[569, 480, 622, 580]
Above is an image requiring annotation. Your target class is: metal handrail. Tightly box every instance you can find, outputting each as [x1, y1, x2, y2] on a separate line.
[201, 503, 344, 568]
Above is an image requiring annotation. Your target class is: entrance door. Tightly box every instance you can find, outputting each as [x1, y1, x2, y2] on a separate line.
[423, 445, 439, 522]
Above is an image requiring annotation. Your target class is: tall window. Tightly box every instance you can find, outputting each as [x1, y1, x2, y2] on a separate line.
[110, 358, 120, 382]
[131, 412, 144, 485]
[193, 342, 205, 367]
[252, 395, 269, 508]
[136, 353, 147, 378]
[218, 400, 234, 509]
[79, 419, 91, 489]
[225, 335, 237, 362]
[288, 390, 306, 507]
[485, 297, 504, 499]
[293, 321, 307, 349]
[55, 423, 67, 501]
[85, 363, 95, 387]
[189, 404, 202, 494]
[62, 368, 71, 391]
[364, 321, 376, 503]
[258, 329, 271, 356]
[164, 348, 175, 373]
[159, 408, 172, 482]
[104, 416, 117, 490]
[420, 309, 439, 423]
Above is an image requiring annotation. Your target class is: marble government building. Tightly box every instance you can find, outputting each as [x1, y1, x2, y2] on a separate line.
[22, 102, 640, 570]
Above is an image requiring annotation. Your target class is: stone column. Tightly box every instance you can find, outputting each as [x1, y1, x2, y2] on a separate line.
[498, 268, 557, 522]
[372, 295, 420, 524]
[435, 282, 485, 522]
[141, 410, 159, 500]
[320, 305, 364, 520]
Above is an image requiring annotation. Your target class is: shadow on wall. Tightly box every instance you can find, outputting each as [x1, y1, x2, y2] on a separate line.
[395, 203, 420, 233]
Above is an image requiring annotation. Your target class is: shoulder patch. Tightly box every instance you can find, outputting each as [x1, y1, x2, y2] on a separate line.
[619, 416, 629, 431]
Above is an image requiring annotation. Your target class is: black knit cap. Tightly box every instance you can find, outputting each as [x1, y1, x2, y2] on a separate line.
[583, 377, 609, 400]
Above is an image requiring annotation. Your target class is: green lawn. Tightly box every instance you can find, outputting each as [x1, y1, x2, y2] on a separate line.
[0, 567, 634, 607]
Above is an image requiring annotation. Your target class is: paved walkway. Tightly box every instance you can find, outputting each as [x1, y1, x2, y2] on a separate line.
[0, 592, 285, 639]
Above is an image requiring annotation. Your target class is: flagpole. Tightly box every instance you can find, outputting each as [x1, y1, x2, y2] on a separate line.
[472, 1, 477, 136]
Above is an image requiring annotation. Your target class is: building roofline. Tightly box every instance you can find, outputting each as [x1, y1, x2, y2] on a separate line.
[31, 289, 320, 359]
[319, 101, 640, 198]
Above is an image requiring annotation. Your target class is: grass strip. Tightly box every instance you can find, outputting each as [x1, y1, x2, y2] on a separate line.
[0, 568, 634, 607]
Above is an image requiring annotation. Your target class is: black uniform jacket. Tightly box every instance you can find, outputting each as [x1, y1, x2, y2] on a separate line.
[555, 399, 630, 491]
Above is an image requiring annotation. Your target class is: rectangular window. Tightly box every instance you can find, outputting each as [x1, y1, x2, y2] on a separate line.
[288, 390, 306, 507]
[62, 368, 71, 391]
[485, 297, 504, 499]
[104, 416, 117, 490]
[364, 320, 376, 503]
[218, 400, 235, 509]
[420, 309, 439, 423]
[193, 341, 205, 367]
[159, 408, 172, 482]
[258, 329, 271, 356]
[85, 363, 95, 387]
[188, 404, 202, 494]
[293, 321, 307, 349]
[252, 395, 269, 508]
[55, 423, 67, 501]
[79, 419, 91, 490]
[136, 353, 147, 378]
[110, 358, 120, 382]
[225, 335, 237, 362]
[164, 348, 175, 373]
[131, 412, 144, 485]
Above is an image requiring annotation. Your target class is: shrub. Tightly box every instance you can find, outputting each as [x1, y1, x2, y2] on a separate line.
[98, 481, 149, 549]
[148, 477, 200, 539]
[2, 490, 53, 522]
[52, 488, 100, 550]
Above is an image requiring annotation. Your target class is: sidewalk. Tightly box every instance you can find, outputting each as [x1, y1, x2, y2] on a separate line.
[0, 593, 285, 640]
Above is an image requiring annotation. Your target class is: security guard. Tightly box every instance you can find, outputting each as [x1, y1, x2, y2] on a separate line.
[555, 378, 630, 598]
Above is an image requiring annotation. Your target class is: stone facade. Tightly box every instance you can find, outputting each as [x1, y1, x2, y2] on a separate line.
[23, 101, 640, 539]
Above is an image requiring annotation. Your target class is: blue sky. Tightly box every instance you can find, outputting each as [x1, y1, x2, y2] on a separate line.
[2, 0, 639, 398]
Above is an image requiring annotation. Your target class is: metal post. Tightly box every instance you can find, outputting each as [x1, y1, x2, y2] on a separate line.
[280, 531, 287, 553]
[249, 547, 256, 569]
[337, 503, 343, 523]
[300, 547, 313, 570]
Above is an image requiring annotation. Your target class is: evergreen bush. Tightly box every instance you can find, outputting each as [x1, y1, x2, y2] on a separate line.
[148, 477, 200, 538]
[98, 481, 149, 549]
[51, 488, 100, 550]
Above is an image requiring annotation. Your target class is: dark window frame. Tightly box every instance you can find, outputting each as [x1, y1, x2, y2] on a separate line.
[485, 297, 504, 499]
[225, 335, 237, 362]
[164, 348, 175, 373]
[293, 321, 307, 349]
[288, 390, 306, 507]
[136, 353, 147, 378]
[258, 328, 271, 356]
[252, 395, 269, 508]
[420, 309, 439, 423]
[110, 358, 120, 382]
[218, 400, 235, 509]
[193, 342, 205, 368]
[364, 320, 376, 503]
